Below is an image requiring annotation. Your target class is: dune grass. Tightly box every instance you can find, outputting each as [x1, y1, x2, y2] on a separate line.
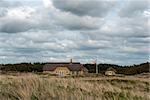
[0, 74, 149, 100]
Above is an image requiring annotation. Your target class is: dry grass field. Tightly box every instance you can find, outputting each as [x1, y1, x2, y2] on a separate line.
[0, 73, 149, 100]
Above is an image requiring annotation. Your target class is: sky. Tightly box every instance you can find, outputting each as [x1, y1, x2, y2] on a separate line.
[0, 0, 149, 65]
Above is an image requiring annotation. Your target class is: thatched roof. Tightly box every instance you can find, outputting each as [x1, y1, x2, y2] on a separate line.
[106, 67, 116, 72]
[43, 62, 86, 71]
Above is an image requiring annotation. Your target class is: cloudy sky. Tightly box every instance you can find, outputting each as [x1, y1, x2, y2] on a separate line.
[0, 0, 149, 65]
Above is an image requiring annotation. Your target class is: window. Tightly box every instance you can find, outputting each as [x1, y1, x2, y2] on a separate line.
[72, 71, 74, 74]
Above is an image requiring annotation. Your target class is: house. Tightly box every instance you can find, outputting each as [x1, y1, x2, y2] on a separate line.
[43, 60, 88, 76]
[105, 67, 116, 76]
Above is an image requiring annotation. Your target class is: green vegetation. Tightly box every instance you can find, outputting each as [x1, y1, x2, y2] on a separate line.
[0, 63, 43, 72]
[0, 62, 149, 75]
[85, 62, 149, 75]
[0, 74, 149, 100]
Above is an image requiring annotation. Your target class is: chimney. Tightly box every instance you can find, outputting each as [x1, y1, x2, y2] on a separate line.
[70, 58, 72, 64]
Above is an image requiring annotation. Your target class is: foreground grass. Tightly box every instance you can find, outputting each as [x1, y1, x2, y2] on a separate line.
[0, 74, 149, 100]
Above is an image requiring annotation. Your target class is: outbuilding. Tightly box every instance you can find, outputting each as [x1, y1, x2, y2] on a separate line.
[105, 67, 116, 76]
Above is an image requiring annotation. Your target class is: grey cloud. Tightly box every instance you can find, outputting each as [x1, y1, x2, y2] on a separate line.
[52, 0, 116, 17]
[52, 11, 104, 30]
[0, 7, 36, 33]
[0, 0, 21, 8]
[12, 48, 42, 54]
[75, 40, 111, 51]
[93, 17, 149, 39]
[0, 30, 149, 64]
[127, 37, 150, 44]
[0, 0, 105, 33]
[117, 17, 149, 38]
[0, 6, 55, 33]
[119, 0, 149, 17]
[0, 19, 34, 33]
[0, 0, 149, 65]
[0, 8, 8, 17]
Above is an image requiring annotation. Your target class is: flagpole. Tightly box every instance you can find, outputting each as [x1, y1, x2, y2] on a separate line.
[96, 56, 98, 74]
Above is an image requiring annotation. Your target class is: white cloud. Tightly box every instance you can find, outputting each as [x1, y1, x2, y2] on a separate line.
[0, 6, 55, 33]
[43, 0, 54, 9]
[0, 0, 149, 65]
